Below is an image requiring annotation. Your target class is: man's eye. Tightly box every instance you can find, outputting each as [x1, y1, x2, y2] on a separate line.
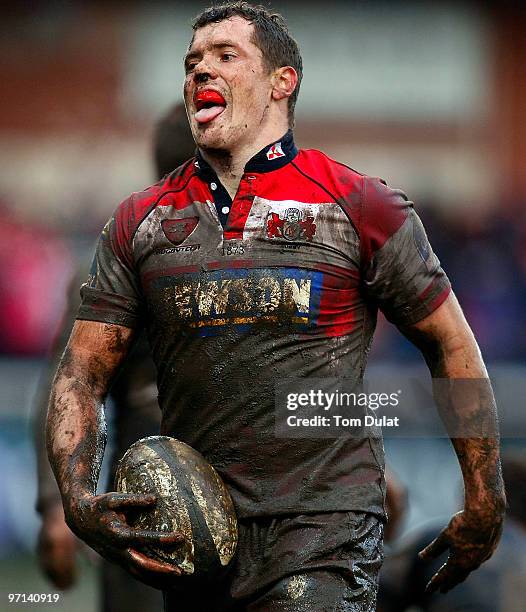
[221, 53, 234, 62]
[185, 59, 199, 72]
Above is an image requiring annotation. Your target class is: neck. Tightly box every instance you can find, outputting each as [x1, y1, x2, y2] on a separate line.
[200, 120, 289, 198]
[200, 148, 245, 199]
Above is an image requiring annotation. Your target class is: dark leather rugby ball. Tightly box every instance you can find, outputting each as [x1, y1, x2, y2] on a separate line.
[114, 436, 238, 584]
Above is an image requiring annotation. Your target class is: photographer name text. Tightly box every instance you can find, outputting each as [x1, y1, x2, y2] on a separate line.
[286, 414, 400, 428]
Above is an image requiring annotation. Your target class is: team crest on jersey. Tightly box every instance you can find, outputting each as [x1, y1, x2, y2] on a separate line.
[267, 207, 316, 242]
[161, 217, 199, 245]
[266, 142, 285, 160]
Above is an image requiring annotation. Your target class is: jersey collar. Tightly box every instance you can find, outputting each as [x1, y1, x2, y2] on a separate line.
[194, 130, 297, 178]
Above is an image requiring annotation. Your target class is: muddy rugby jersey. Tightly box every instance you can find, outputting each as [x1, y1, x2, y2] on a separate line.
[78, 131, 450, 519]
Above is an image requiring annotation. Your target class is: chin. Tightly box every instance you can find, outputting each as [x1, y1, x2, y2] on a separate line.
[195, 135, 224, 153]
[193, 124, 233, 153]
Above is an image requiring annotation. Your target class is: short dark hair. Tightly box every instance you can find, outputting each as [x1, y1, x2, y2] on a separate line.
[153, 102, 195, 179]
[192, 2, 303, 126]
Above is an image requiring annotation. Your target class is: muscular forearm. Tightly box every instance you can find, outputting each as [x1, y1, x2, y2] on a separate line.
[45, 321, 133, 512]
[36, 265, 89, 514]
[426, 334, 505, 514]
[402, 295, 506, 514]
[46, 353, 107, 507]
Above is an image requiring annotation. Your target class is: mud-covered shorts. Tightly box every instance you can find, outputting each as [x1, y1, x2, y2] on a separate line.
[163, 511, 384, 611]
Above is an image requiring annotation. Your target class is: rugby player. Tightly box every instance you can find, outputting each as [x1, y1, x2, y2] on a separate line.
[46, 3, 506, 610]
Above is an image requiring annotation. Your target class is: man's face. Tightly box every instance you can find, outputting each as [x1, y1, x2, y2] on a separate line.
[184, 17, 274, 152]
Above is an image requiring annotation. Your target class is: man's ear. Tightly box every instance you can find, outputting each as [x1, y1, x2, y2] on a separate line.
[271, 66, 298, 102]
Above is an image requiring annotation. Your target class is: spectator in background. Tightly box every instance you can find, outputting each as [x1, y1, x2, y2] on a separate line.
[0, 200, 73, 355]
[33, 102, 194, 611]
[378, 451, 526, 612]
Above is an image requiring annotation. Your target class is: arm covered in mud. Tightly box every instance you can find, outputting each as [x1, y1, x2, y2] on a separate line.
[400, 292, 506, 594]
[34, 266, 88, 589]
[46, 319, 184, 587]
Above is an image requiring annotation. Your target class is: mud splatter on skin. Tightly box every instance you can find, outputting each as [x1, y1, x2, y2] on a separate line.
[46, 321, 130, 505]
[400, 295, 506, 593]
[46, 321, 185, 588]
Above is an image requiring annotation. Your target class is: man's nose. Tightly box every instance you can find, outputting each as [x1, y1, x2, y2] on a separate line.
[195, 71, 210, 84]
[193, 59, 217, 83]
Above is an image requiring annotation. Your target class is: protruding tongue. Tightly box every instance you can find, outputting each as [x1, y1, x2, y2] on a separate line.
[195, 90, 226, 124]
[195, 106, 225, 124]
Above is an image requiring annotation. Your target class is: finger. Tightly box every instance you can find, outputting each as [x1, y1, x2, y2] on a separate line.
[424, 561, 471, 594]
[419, 531, 449, 560]
[105, 493, 157, 510]
[424, 561, 451, 594]
[127, 548, 182, 575]
[116, 525, 186, 548]
[130, 530, 186, 548]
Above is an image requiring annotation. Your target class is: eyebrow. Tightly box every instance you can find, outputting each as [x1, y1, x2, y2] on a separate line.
[184, 41, 240, 66]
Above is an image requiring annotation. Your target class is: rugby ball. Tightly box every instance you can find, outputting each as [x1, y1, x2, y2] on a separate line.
[114, 436, 238, 584]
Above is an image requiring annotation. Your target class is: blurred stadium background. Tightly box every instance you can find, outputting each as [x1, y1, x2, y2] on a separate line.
[1, 1, 525, 609]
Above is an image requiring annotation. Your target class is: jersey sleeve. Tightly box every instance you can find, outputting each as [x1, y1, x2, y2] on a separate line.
[360, 176, 451, 326]
[77, 196, 143, 329]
